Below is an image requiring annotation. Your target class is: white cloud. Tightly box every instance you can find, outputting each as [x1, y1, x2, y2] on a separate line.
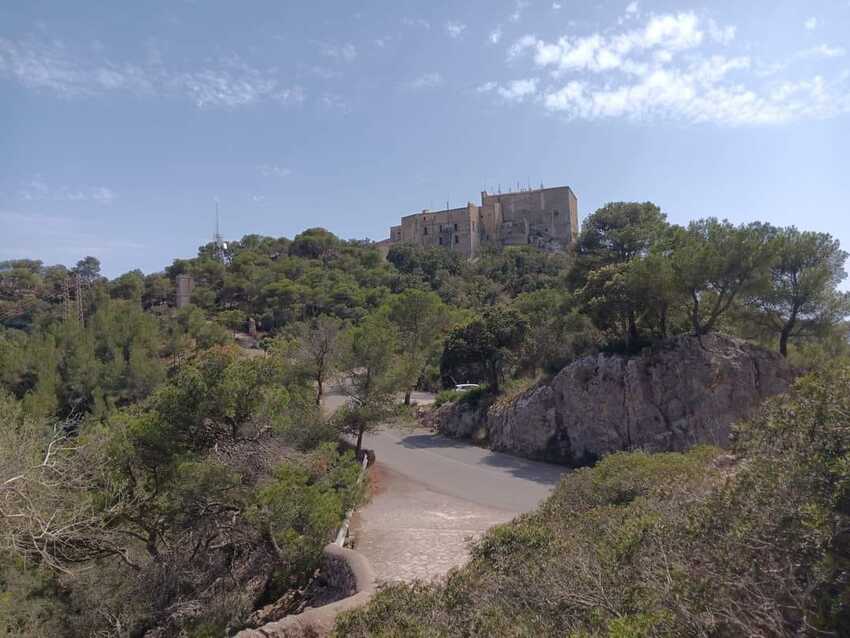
[508, 34, 538, 60]
[510, 0, 530, 22]
[17, 178, 116, 205]
[406, 72, 444, 90]
[625, 2, 638, 15]
[498, 78, 539, 101]
[707, 19, 736, 44]
[322, 43, 357, 62]
[541, 59, 846, 125]
[804, 17, 818, 31]
[0, 37, 305, 109]
[478, 78, 539, 102]
[511, 12, 715, 76]
[495, 11, 850, 126]
[490, 27, 503, 44]
[552, 2, 562, 9]
[258, 164, 291, 178]
[799, 44, 846, 59]
[402, 17, 430, 30]
[446, 21, 467, 39]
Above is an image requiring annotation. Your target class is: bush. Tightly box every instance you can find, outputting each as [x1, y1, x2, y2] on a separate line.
[434, 389, 460, 407]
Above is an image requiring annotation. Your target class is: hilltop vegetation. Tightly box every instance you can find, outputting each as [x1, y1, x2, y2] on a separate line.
[1, 205, 849, 636]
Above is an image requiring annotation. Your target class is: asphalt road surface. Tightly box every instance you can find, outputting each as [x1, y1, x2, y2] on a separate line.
[323, 384, 568, 582]
[362, 425, 565, 513]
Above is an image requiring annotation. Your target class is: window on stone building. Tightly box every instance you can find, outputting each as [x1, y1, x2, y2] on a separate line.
[454, 223, 458, 231]
[423, 227, 428, 235]
[554, 210, 559, 216]
[439, 237, 443, 245]
[454, 235, 459, 244]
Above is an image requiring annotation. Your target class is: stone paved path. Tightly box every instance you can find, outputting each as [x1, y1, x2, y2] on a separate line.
[350, 425, 566, 584]
[350, 463, 514, 582]
[322, 385, 567, 584]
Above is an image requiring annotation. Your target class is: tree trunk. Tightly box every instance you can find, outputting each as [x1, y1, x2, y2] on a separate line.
[627, 310, 639, 347]
[356, 426, 364, 456]
[404, 390, 411, 405]
[316, 375, 323, 405]
[779, 307, 798, 358]
[691, 290, 702, 336]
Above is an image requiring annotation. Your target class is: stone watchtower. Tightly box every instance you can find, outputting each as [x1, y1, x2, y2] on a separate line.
[175, 274, 194, 308]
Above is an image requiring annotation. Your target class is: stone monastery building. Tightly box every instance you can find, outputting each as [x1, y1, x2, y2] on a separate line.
[379, 184, 579, 258]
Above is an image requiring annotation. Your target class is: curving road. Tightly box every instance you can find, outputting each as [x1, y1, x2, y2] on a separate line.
[323, 387, 567, 583]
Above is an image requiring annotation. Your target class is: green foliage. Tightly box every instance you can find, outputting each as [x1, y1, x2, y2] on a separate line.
[513, 289, 599, 372]
[671, 218, 776, 336]
[744, 226, 850, 356]
[0, 293, 165, 418]
[249, 444, 362, 589]
[0, 553, 70, 638]
[440, 306, 528, 392]
[433, 388, 460, 407]
[385, 289, 451, 403]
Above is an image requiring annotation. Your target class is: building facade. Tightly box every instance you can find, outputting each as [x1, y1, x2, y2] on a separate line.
[379, 185, 578, 258]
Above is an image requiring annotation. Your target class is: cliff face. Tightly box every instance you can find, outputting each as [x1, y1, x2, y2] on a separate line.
[436, 334, 796, 466]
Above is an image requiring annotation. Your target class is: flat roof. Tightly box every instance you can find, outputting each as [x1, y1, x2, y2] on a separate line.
[401, 205, 471, 221]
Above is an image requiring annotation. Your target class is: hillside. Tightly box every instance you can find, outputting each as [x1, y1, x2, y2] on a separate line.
[2, 205, 850, 636]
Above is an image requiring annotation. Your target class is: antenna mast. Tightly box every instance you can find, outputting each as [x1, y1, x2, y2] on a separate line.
[213, 200, 229, 263]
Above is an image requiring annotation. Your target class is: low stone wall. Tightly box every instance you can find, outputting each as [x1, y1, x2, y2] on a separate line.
[235, 544, 375, 638]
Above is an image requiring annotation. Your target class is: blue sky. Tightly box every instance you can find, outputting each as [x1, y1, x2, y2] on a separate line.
[1, 0, 849, 278]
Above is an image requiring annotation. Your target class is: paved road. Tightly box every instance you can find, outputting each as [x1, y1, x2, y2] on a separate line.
[362, 426, 565, 513]
[322, 385, 568, 582]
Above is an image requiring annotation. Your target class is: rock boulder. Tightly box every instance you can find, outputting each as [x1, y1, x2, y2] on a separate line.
[439, 334, 796, 467]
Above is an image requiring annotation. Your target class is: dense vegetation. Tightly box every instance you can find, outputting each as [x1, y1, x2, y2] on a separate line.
[1, 205, 849, 636]
[336, 365, 850, 636]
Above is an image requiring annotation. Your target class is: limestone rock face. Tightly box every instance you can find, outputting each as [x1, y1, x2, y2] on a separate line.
[433, 398, 488, 440]
[441, 334, 796, 467]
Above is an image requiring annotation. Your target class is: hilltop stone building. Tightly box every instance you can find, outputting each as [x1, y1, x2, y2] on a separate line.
[379, 185, 579, 258]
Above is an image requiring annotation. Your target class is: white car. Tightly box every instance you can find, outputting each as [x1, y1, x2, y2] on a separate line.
[454, 383, 480, 392]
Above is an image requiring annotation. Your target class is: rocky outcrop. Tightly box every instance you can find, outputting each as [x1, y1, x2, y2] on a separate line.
[431, 398, 489, 442]
[436, 334, 796, 467]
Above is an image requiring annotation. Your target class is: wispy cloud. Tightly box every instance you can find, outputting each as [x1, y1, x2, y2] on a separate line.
[402, 17, 430, 30]
[0, 209, 145, 263]
[480, 78, 539, 102]
[799, 44, 846, 59]
[804, 17, 818, 31]
[17, 177, 117, 205]
[446, 22, 467, 39]
[510, 0, 530, 23]
[0, 37, 305, 109]
[496, 11, 850, 125]
[405, 72, 444, 90]
[490, 27, 503, 45]
[258, 164, 291, 178]
[321, 42, 357, 62]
